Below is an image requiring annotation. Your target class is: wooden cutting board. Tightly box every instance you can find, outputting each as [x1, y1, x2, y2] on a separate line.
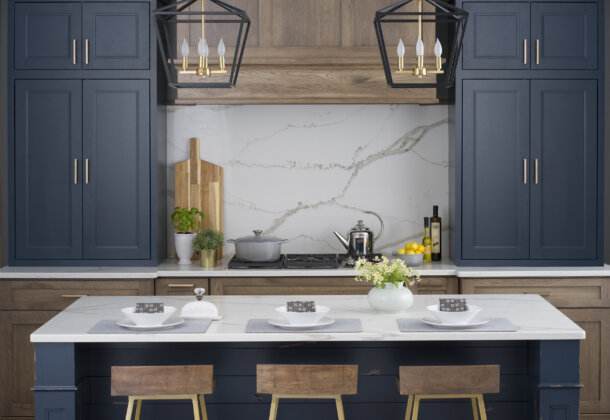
[175, 137, 223, 258]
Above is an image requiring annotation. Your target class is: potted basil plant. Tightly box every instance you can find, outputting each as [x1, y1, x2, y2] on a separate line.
[171, 206, 204, 265]
[193, 228, 225, 268]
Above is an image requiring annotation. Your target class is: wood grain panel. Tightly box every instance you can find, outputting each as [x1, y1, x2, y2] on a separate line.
[155, 278, 210, 296]
[111, 365, 214, 396]
[271, 0, 341, 47]
[399, 365, 500, 395]
[257, 364, 358, 395]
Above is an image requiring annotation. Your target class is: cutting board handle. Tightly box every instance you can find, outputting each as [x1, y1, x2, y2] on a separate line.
[190, 138, 201, 184]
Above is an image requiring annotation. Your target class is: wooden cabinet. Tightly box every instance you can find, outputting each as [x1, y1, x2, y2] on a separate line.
[155, 278, 209, 296]
[210, 276, 458, 296]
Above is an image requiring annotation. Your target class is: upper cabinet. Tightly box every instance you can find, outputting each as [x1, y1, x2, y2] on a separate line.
[462, 2, 597, 70]
[14, 2, 149, 70]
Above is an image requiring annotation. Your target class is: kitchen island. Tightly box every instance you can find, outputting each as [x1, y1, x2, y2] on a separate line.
[31, 295, 583, 420]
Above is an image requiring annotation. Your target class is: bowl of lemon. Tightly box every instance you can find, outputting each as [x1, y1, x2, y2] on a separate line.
[392, 242, 425, 266]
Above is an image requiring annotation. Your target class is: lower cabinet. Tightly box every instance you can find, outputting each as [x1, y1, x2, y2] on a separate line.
[155, 278, 209, 296]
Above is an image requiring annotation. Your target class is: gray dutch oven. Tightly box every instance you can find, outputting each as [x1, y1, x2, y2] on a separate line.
[228, 230, 287, 262]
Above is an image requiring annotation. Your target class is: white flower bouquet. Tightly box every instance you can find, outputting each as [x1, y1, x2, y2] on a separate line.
[354, 256, 420, 288]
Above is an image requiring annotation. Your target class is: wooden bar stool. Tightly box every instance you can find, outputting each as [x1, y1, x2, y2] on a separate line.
[399, 365, 500, 420]
[111, 365, 214, 420]
[257, 364, 358, 420]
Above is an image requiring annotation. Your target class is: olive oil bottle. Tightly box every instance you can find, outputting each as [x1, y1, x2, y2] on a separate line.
[431, 205, 442, 261]
[422, 217, 432, 263]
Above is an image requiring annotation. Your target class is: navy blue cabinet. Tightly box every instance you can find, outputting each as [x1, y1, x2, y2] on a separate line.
[14, 80, 83, 259]
[14, 3, 81, 69]
[462, 3, 530, 70]
[82, 80, 150, 259]
[530, 80, 597, 259]
[462, 80, 530, 259]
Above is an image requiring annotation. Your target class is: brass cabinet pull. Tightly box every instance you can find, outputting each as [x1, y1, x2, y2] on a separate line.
[523, 158, 527, 184]
[61, 294, 88, 298]
[168, 283, 196, 288]
[523, 39, 527, 65]
[535, 158, 539, 184]
[85, 158, 89, 184]
[536, 39, 540, 65]
[85, 38, 89, 65]
[72, 39, 77, 65]
[74, 158, 78, 184]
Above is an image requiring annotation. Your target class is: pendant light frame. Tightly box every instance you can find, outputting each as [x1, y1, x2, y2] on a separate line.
[374, 0, 468, 88]
[153, 0, 250, 88]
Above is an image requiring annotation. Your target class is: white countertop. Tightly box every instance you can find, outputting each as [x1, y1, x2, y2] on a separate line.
[2, 259, 610, 279]
[30, 294, 584, 343]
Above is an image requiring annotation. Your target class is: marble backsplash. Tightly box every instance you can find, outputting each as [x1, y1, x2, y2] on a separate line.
[167, 104, 450, 259]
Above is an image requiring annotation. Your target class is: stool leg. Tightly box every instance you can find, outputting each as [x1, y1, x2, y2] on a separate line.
[477, 395, 488, 420]
[125, 396, 135, 420]
[334, 395, 345, 420]
[134, 399, 142, 420]
[191, 395, 201, 420]
[471, 398, 479, 420]
[412, 396, 421, 420]
[199, 395, 209, 420]
[269, 395, 279, 420]
[405, 395, 414, 420]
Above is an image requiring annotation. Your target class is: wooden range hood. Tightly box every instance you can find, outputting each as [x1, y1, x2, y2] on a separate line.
[170, 0, 439, 105]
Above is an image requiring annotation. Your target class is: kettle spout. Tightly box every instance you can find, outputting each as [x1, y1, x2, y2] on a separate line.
[333, 231, 350, 250]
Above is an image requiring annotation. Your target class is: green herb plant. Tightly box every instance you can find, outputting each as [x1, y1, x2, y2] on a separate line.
[171, 207, 204, 234]
[193, 228, 225, 251]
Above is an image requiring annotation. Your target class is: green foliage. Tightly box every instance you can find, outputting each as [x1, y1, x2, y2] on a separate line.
[193, 228, 225, 251]
[171, 207, 204, 234]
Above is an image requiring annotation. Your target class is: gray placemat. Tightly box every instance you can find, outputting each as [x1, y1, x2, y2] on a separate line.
[88, 319, 212, 334]
[397, 317, 517, 332]
[246, 318, 362, 333]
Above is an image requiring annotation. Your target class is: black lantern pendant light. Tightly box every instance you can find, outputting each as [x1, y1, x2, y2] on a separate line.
[153, 0, 250, 88]
[374, 0, 468, 88]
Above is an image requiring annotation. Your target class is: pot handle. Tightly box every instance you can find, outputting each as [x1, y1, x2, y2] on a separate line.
[363, 210, 384, 242]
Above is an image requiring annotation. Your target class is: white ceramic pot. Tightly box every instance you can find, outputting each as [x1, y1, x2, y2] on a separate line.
[175, 233, 196, 265]
[367, 282, 414, 313]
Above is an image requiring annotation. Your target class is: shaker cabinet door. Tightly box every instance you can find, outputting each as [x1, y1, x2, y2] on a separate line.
[530, 80, 597, 260]
[82, 3, 150, 69]
[14, 80, 83, 260]
[531, 3, 598, 69]
[82, 80, 150, 260]
[462, 2, 530, 69]
[462, 80, 530, 260]
[14, 3, 82, 69]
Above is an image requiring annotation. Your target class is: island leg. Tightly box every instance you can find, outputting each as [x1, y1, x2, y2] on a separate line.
[531, 340, 582, 420]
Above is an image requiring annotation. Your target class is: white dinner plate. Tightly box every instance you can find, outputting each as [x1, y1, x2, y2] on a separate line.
[267, 317, 335, 330]
[116, 318, 185, 330]
[421, 317, 489, 329]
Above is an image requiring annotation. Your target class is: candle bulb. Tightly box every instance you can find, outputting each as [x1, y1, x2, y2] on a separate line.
[196, 38, 210, 77]
[397, 38, 405, 72]
[434, 38, 443, 71]
[416, 37, 424, 57]
[181, 38, 189, 71]
[218, 38, 226, 71]
[414, 37, 425, 77]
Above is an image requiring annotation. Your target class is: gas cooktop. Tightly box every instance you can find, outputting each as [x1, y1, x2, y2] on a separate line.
[227, 253, 382, 269]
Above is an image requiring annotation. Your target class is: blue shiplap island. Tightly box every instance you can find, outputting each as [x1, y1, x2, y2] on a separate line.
[31, 295, 583, 420]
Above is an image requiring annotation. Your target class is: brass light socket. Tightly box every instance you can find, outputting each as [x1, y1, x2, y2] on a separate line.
[182, 56, 189, 72]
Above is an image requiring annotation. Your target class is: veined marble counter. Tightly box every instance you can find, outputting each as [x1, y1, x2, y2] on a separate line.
[3, 259, 610, 279]
[31, 294, 584, 343]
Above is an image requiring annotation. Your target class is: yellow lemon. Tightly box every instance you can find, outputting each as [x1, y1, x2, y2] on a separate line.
[417, 244, 425, 253]
[397, 249, 406, 254]
[406, 250, 415, 255]
[409, 243, 419, 251]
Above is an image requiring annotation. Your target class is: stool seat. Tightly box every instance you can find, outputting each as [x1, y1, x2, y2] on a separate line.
[257, 364, 358, 420]
[111, 365, 214, 420]
[399, 365, 500, 420]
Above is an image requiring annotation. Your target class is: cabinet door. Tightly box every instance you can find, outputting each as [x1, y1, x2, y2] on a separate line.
[560, 309, 610, 415]
[462, 80, 530, 259]
[462, 3, 530, 69]
[14, 3, 81, 69]
[82, 3, 149, 69]
[0, 311, 59, 417]
[82, 80, 150, 260]
[530, 80, 597, 260]
[531, 3, 597, 69]
[15, 80, 83, 260]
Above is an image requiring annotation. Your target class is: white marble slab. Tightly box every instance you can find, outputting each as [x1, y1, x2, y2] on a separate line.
[30, 294, 584, 343]
[0, 265, 158, 279]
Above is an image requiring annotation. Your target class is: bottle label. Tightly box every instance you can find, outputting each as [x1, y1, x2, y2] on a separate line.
[431, 222, 441, 253]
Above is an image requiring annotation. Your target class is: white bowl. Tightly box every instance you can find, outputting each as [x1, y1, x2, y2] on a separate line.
[426, 304, 481, 325]
[392, 252, 424, 266]
[121, 306, 176, 327]
[275, 305, 330, 326]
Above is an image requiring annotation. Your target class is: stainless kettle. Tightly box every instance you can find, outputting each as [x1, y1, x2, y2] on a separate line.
[334, 211, 384, 256]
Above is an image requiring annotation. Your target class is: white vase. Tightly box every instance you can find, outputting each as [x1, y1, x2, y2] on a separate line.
[367, 282, 414, 313]
[175, 233, 196, 265]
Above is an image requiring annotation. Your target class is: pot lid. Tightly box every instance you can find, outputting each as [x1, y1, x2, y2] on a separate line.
[350, 220, 371, 232]
[230, 229, 286, 243]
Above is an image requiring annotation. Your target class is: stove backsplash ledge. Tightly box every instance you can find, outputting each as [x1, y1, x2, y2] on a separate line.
[167, 104, 450, 259]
